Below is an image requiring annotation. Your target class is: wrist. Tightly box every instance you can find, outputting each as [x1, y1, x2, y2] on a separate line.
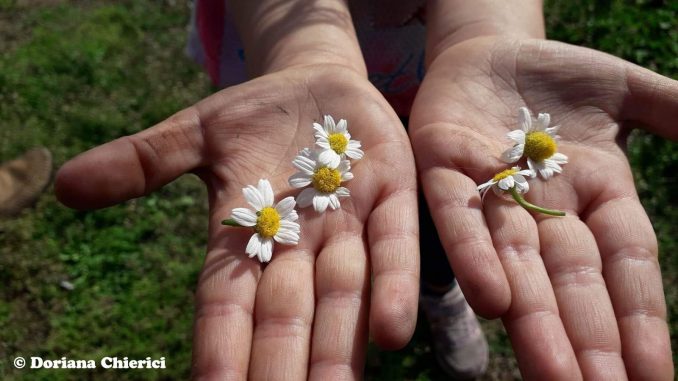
[226, 0, 366, 77]
[425, 0, 545, 65]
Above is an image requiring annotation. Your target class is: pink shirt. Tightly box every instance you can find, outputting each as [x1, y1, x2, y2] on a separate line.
[187, 0, 426, 116]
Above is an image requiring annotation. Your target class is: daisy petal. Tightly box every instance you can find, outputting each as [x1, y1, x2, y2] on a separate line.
[479, 185, 493, 201]
[319, 149, 341, 168]
[280, 219, 301, 232]
[275, 197, 296, 218]
[313, 123, 328, 137]
[243, 185, 265, 210]
[337, 160, 351, 172]
[284, 209, 298, 221]
[501, 144, 525, 163]
[292, 155, 316, 175]
[231, 208, 257, 226]
[545, 125, 560, 136]
[296, 188, 316, 208]
[513, 174, 530, 193]
[289, 172, 312, 188]
[477, 180, 496, 192]
[550, 152, 568, 164]
[274, 229, 299, 245]
[544, 158, 563, 173]
[257, 179, 274, 206]
[527, 157, 537, 173]
[316, 140, 331, 150]
[498, 176, 515, 190]
[529, 158, 555, 179]
[341, 171, 354, 181]
[335, 187, 350, 197]
[260, 238, 273, 263]
[328, 194, 340, 210]
[515, 180, 530, 194]
[336, 119, 348, 133]
[345, 146, 364, 160]
[536, 112, 551, 131]
[324, 115, 336, 132]
[540, 167, 555, 179]
[313, 194, 330, 213]
[517, 168, 536, 178]
[275, 222, 300, 243]
[518, 107, 532, 132]
[299, 147, 312, 158]
[245, 234, 262, 258]
[506, 129, 526, 144]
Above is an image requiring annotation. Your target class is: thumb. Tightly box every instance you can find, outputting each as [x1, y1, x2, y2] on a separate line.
[620, 63, 678, 140]
[55, 106, 206, 210]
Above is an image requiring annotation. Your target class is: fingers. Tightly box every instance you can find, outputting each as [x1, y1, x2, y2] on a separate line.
[55, 106, 205, 209]
[536, 214, 626, 380]
[482, 196, 582, 381]
[509, 40, 678, 140]
[421, 167, 511, 318]
[192, 210, 262, 381]
[248, 247, 315, 380]
[621, 64, 678, 140]
[366, 179, 419, 350]
[309, 227, 370, 380]
[586, 196, 673, 381]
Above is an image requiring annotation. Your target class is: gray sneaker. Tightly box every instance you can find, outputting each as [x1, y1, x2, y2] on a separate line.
[420, 281, 489, 380]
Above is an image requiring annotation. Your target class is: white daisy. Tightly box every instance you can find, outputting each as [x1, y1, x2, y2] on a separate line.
[288, 148, 353, 213]
[501, 107, 568, 179]
[476, 166, 565, 216]
[477, 166, 534, 198]
[313, 115, 364, 167]
[229, 179, 300, 263]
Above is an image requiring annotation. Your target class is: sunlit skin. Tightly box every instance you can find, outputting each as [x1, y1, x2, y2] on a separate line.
[55, 64, 420, 380]
[53, 0, 678, 379]
[410, 35, 676, 380]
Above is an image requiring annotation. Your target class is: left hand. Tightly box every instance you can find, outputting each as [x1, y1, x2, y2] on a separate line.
[409, 36, 677, 380]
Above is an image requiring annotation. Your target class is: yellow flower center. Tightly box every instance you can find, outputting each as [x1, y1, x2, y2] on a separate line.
[312, 167, 341, 193]
[328, 133, 348, 154]
[493, 168, 519, 182]
[255, 207, 280, 238]
[524, 131, 557, 162]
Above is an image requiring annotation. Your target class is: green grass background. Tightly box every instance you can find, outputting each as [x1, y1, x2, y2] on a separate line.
[0, 0, 675, 380]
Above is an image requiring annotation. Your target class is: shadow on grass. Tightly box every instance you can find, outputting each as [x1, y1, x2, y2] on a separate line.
[366, 310, 521, 381]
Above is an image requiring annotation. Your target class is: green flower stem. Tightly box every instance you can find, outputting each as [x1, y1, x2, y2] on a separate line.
[221, 218, 243, 227]
[508, 187, 566, 217]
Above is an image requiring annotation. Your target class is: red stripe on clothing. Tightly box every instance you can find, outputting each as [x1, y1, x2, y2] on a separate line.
[196, 0, 225, 84]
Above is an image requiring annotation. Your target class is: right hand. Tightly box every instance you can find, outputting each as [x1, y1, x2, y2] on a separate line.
[56, 64, 420, 380]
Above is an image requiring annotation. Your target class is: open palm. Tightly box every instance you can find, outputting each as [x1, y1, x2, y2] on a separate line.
[410, 37, 676, 381]
[56, 65, 419, 380]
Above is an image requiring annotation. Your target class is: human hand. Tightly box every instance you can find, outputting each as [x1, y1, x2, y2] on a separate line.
[409, 36, 676, 380]
[55, 64, 419, 380]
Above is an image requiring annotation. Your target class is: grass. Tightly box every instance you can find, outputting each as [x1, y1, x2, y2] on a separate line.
[0, 0, 675, 380]
[0, 2, 211, 380]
